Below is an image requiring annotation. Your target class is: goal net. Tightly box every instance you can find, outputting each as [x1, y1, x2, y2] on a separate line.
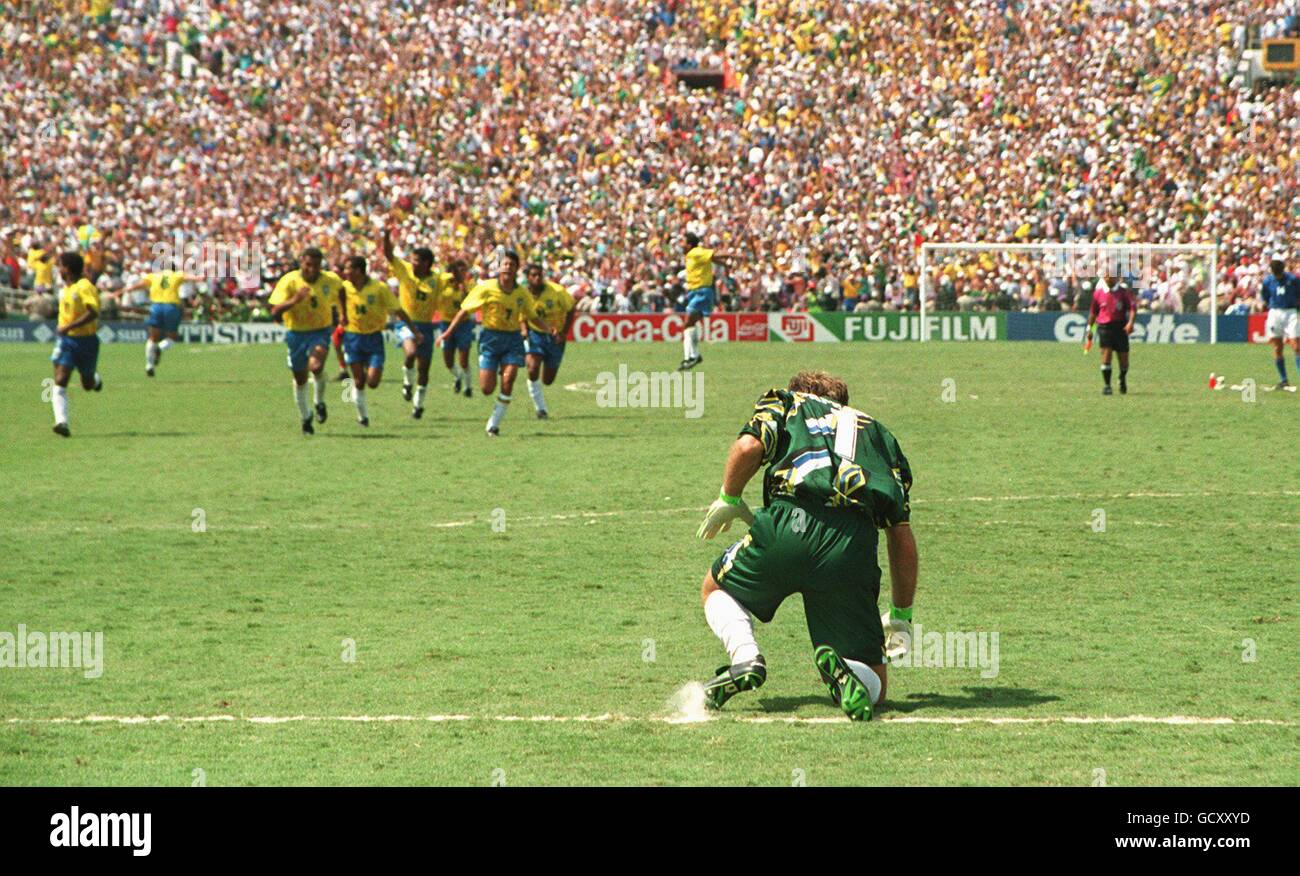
[918, 243, 1221, 343]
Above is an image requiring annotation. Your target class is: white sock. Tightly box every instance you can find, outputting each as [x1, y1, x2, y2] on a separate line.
[703, 589, 760, 664]
[93, 372, 101, 389]
[845, 658, 883, 705]
[683, 326, 696, 361]
[355, 388, 368, 420]
[52, 385, 69, 425]
[293, 382, 310, 419]
[158, 338, 173, 351]
[403, 366, 415, 387]
[487, 393, 511, 430]
[312, 372, 326, 406]
[528, 378, 546, 412]
[452, 362, 465, 382]
[413, 384, 427, 409]
[145, 340, 158, 367]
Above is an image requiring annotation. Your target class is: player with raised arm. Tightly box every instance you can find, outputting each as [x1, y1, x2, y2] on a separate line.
[438, 255, 475, 397]
[120, 262, 204, 377]
[678, 231, 728, 371]
[522, 262, 575, 419]
[1087, 268, 1136, 395]
[438, 250, 552, 436]
[268, 247, 344, 435]
[48, 252, 104, 437]
[381, 228, 441, 418]
[695, 370, 917, 721]
[1259, 256, 1299, 391]
[337, 255, 421, 427]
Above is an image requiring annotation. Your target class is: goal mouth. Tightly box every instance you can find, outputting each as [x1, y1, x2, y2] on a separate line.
[918, 242, 1221, 343]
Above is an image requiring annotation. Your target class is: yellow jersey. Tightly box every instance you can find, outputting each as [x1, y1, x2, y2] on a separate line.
[388, 257, 440, 323]
[436, 272, 470, 321]
[460, 279, 538, 332]
[27, 249, 54, 288]
[527, 281, 574, 335]
[58, 278, 100, 337]
[685, 246, 715, 290]
[147, 271, 186, 305]
[268, 269, 343, 332]
[341, 278, 401, 335]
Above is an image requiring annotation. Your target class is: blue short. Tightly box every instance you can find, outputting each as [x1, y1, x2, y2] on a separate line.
[394, 320, 436, 361]
[343, 331, 386, 369]
[525, 330, 565, 370]
[440, 319, 476, 352]
[686, 286, 715, 316]
[146, 302, 182, 334]
[478, 327, 526, 372]
[51, 333, 100, 380]
[284, 328, 332, 371]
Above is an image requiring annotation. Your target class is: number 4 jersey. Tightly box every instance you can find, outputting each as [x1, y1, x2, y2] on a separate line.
[740, 388, 912, 528]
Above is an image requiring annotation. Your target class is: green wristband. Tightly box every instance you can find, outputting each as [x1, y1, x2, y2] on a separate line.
[891, 605, 913, 622]
[718, 492, 742, 506]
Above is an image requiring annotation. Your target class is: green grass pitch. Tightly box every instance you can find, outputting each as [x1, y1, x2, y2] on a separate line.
[0, 338, 1295, 785]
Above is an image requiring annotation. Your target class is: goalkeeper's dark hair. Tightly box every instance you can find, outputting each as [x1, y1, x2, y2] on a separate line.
[788, 370, 849, 405]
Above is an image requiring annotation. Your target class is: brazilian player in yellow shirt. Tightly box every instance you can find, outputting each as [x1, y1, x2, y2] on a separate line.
[438, 255, 475, 397]
[337, 255, 422, 427]
[380, 227, 442, 418]
[121, 262, 205, 377]
[49, 252, 104, 437]
[522, 262, 575, 419]
[438, 250, 553, 436]
[269, 247, 344, 435]
[680, 231, 731, 371]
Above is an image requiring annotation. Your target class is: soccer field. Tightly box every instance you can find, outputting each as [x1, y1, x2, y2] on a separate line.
[0, 340, 1296, 786]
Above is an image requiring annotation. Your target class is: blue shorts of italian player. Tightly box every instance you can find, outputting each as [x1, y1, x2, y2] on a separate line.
[284, 328, 333, 371]
[685, 286, 715, 316]
[343, 331, 386, 369]
[50, 333, 101, 380]
[145, 302, 182, 334]
[439, 319, 476, 352]
[525, 329, 565, 370]
[394, 320, 436, 361]
[478, 327, 526, 371]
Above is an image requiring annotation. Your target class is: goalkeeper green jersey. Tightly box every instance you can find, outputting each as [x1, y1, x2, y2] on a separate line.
[739, 388, 912, 528]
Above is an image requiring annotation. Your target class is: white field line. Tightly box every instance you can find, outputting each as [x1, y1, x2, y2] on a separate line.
[2, 490, 1295, 535]
[3, 713, 1294, 728]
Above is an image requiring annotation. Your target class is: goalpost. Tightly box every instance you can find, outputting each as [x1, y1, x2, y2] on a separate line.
[918, 242, 1220, 343]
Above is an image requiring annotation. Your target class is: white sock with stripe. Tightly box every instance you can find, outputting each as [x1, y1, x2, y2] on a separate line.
[704, 589, 760, 664]
[844, 658, 883, 704]
[52, 385, 69, 425]
[312, 372, 326, 406]
[145, 340, 159, 367]
[355, 388, 368, 421]
[683, 325, 696, 361]
[293, 382, 310, 419]
[403, 365, 415, 388]
[487, 393, 510, 430]
[413, 384, 427, 409]
[527, 379, 546, 412]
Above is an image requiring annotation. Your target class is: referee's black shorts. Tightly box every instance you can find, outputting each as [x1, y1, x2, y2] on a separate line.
[1097, 322, 1130, 353]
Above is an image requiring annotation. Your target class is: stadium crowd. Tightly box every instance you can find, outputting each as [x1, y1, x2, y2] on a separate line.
[2, 0, 1299, 322]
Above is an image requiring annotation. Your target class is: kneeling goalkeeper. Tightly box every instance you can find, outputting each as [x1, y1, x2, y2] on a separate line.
[696, 370, 918, 721]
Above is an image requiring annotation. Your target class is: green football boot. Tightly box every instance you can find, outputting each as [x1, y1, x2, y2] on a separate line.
[702, 656, 767, 710]
[814, 645, 872, 721]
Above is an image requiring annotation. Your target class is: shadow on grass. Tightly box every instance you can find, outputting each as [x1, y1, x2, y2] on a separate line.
[887, 686, 1060, 714]
[758, 686, 1059, 715]
[85, 431, 195, 438]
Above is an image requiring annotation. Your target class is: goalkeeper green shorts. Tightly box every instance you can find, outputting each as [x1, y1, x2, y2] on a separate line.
[710, 498, 886, 665]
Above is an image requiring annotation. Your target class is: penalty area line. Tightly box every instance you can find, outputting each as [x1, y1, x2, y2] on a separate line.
[4, 714, 1294, 728]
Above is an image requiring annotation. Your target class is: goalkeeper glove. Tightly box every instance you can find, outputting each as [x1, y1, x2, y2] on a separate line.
[880, 605, 914, 662]
[696, 492, 754, 540]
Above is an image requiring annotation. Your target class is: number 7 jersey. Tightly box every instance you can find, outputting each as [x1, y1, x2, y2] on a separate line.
[739, 388, 912, 528]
